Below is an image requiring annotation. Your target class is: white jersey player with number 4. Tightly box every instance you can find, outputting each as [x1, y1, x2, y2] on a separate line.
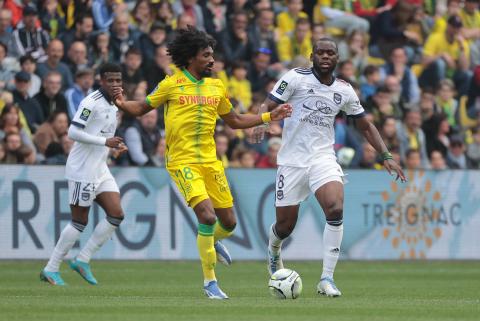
[66, 88, 119, 205]
[41, 64, 128, 286]
[253, 38, 406, 297]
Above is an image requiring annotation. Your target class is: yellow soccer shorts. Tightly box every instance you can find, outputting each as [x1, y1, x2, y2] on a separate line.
[167, 160, 234, 209]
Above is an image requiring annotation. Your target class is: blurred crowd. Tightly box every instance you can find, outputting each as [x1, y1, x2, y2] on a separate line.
[0, 0, 480, 170]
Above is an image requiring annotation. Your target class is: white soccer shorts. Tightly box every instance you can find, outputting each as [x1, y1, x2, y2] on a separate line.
[275, 154, 345, 207]
[68, 173, 119, 207]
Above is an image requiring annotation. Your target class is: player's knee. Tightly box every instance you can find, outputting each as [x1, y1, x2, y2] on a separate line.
[195, 202, 217, 225]
[275, 221, 295, 239]
[106, 214, 124, 227]
[202, 215, 217, 226]
[326, 205, 343, 222]
[221, 217, 236, 231]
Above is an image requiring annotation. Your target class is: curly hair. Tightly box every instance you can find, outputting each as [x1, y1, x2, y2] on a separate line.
[167, 26, 216, 69]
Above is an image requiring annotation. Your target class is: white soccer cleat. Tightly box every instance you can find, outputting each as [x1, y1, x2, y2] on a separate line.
[267, 249, 284, 276]
[317, 277, 342, 297]
[214, 241, 232, 266]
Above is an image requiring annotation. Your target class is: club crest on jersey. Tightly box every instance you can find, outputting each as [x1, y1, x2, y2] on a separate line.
[81, 192, 90, 201]
[333, 93, 342, 105]
[80, 108, 91, 121]
[276, 81, 288, 95]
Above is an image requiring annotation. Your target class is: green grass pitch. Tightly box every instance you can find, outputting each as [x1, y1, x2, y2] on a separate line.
[1, 260, 479, 321]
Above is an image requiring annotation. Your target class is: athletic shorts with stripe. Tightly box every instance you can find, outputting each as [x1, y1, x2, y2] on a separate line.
[167, 160, 233, 208]
[68, 172, 119, 207]
[275, 154, 345, 207]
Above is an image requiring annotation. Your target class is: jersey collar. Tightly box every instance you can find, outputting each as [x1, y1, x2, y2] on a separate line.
[182, 69, 205, 85]
[311, 67, 335, 86]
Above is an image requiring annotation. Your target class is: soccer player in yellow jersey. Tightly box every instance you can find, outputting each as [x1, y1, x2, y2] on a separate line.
[113, 26, 292, 299]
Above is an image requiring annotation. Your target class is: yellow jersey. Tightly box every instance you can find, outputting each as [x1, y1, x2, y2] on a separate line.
[459, 9, 480, 30]
[423, 33, 470, 62]
[146, 69, 233, 165]
[276, 11, 309, 36]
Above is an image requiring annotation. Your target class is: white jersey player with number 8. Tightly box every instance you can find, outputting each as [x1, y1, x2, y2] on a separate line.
[251, 38, 406, 297]
[40, 63, 129, 286]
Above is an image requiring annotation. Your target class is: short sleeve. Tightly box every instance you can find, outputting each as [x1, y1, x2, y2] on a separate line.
[146, 76, 171, 108]
[268, 69, 298, 104]
[71, 100, 94, 129]
[217, 82, 233, 116]
[341, 85, 365, 117]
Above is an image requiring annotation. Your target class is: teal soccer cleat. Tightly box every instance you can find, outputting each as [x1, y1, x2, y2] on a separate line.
[69, 259, 98, 285]
[40, 270, 66, 286]
[214, 241, 232, 266]
[203, 280, 229, 299]
[267, 249, 284, 276]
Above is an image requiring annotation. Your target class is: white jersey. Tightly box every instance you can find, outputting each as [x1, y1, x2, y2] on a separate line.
[65, 89, 118, 183]
[269, 68, 365, 167]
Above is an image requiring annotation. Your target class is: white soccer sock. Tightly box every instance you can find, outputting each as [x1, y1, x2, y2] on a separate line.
[45, 222, 83, 272]
[76, 217, 119, 263]
[268, 224, 283, 255]
[321, 223, 343, 280]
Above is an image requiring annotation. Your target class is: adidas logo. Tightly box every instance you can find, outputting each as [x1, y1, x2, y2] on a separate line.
[307, 89, 314, 94]
[331, 248, 340, 253]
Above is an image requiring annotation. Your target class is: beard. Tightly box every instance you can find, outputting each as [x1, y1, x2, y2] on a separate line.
[200, 64, 214, 77]
[200, 69, 213, 77]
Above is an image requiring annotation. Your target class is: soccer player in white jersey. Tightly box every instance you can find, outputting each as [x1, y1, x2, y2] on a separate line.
[252, 38, 406, 297]
[40, 63, 128, 286]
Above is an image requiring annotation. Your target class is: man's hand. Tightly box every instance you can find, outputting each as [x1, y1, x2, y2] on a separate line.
[113, 87, 125, 109]
[112, 142, 128, 158]
[383, 159, 407, 182]
[106, 136, 124, 148]
[249, 125, 268, 144]
[270, 103, 293, 121]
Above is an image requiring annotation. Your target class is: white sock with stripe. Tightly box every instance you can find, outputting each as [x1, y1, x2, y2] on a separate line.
[321, 222, 343, 280]
[44, 222, 84, 272]
[268, 224, 283, 255]
[76, 216, 122, 263]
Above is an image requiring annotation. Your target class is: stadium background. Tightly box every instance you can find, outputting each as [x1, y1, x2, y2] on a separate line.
[0, 1, 480, 320]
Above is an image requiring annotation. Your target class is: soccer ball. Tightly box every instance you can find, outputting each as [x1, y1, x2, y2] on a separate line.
[268, 268, 303, 299]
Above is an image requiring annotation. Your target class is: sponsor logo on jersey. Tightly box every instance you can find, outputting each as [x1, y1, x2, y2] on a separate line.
[178, 95, 220, 106]
[333, 93, 342, 104]
[302, 100, 333, 114]
[79, 108, 91, 121]
[276, 81, 288, 95]
[307, 89, 314, 94]
[299, 113, 331, 128]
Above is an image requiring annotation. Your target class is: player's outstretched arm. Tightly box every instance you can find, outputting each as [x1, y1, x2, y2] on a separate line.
[221, 104, 292, 130]
[355, 116, 407, 182]
[113, 87, 152, 117]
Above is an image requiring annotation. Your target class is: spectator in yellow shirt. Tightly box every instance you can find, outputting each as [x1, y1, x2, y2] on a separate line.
[431, 0, 461, 34]
[228, 61, 252, 112]
[419, 15, 472, 96]
[277, 18, 312, 66]
[459, 0, 480, 65]
[276, 0, 309, 36]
